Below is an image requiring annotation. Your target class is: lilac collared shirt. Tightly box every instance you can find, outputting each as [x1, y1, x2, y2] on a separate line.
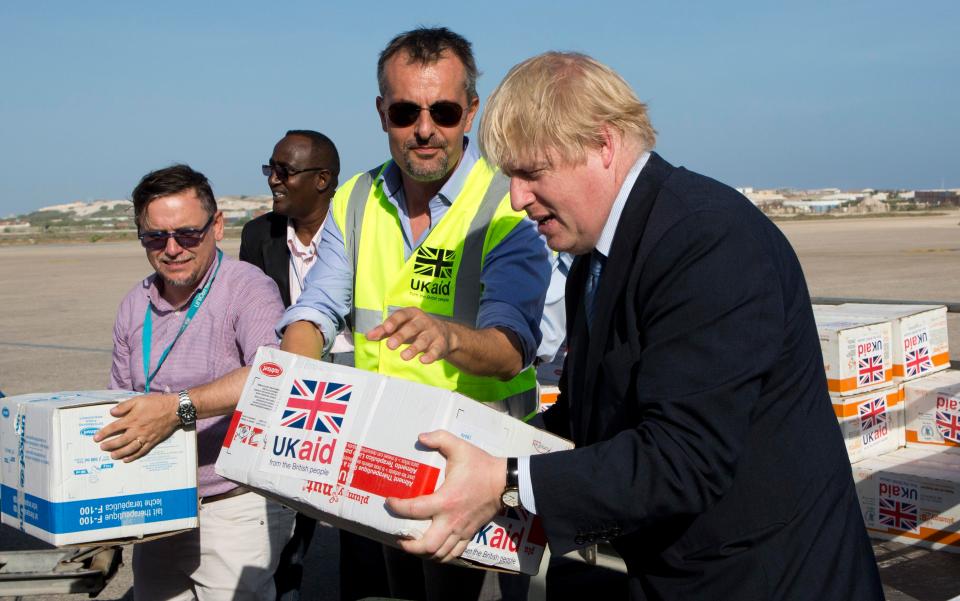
[109, 251, 284, 497]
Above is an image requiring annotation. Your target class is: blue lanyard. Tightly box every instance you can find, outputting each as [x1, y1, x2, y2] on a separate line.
[142, 249, 223, 392]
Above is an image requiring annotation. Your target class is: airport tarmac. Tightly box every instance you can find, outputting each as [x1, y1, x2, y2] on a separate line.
[1, 210, 958, 600]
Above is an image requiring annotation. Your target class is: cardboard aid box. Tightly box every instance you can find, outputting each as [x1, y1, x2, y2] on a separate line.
[813, 306, 894, 396]
[0, 390, 199, 546]
[832, 385, 904, 463]
[852, 446, 960, 553]
[838, 304, 950, 381]
[903, 369, 960, 449]
[538, 385, 560, 414]
[215, 348, 573, 574]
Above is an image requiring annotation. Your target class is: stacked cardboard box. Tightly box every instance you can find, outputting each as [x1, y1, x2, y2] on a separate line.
[817, 302, 959, 552]
[852, 446, 960, 553]
[832, 385, 904, 463]
[903, 369, 960, 450]
[813, 306, 894, 396]
[216, 348, 574, 575]
[814, 305, 903, 463]
[0, 390, 199, 546]
[838, 304, 950, 381]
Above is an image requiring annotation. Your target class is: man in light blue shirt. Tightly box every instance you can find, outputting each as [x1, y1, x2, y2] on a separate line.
[278, 27, 550, 601]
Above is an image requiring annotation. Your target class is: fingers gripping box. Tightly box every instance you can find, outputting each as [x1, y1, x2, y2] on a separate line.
[215, 348, 573, 574]
[838, 304, 950, 381]
[903, 369, 960, 449]
[813, 306, 894, 396]
[0, 390, 199, 546]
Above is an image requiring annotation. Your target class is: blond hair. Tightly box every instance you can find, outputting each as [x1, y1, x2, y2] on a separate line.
[480, 52, 656, 169]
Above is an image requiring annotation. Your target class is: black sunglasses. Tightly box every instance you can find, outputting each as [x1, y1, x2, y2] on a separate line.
[387, 101, 464, 128]
[139, 214, 215, 251]
[262, 163, 328, 181]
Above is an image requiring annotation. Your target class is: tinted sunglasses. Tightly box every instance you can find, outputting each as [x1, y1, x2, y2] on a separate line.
[261, 163, 328, 181]
[387, 101, 464, 128]
[139, 214, 215, 251]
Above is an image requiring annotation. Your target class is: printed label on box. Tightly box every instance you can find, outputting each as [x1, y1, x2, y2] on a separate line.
[858, 395, 889, 444]
[856, 335, 886, 388]
[877, 476, 921, 534]
[902, 326, 934, 378]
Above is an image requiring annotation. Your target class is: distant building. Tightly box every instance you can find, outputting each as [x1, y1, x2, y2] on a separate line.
[782, 199, 845, 214]
[855, 197, 889, 213]
[915, 190, 959, 207]
[744, 190, 787, 207]
[0, 220, 30, 230]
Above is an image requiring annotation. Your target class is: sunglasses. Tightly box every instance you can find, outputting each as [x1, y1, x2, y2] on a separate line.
[261, 163, 328, 181]
[387, 101, 464, 128]
[139, 214, 215, 251]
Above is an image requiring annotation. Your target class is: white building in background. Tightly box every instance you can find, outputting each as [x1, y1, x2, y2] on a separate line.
[782, 199, 845, 214]
[0, 221, 30, 230]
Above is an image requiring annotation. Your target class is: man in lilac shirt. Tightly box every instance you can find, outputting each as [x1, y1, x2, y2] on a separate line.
[95, 164, 295, 601]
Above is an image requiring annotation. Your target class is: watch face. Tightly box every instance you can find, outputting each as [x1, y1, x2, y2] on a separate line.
[177, 402, 197, 424]
[501, 488, 520, 509]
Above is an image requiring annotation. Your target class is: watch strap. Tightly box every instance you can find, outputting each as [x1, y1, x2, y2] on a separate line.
[506, 457, 519, 488]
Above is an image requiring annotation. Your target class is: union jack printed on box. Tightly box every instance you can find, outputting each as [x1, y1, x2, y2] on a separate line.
[813, 306, 894, 396]
[831, 385, 904, 463]
[216, 347, 573, 574]
[838, 304, 950, 382]
[903, 369, 960, 449]
[852, 447, 960, 553]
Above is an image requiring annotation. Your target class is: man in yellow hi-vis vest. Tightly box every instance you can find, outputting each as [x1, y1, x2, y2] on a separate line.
[277, 27, 551, 601]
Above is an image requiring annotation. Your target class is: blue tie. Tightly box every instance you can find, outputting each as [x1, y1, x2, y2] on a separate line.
[584, 250, 606, 327]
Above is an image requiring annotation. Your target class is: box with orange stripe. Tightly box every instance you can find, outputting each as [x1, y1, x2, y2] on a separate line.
[904, 369, 960, 449]
[836, 304, 950, 381]
[853, 447, 960, 554]
[814, 306, 894, 396]
[832, 385, 904, 464]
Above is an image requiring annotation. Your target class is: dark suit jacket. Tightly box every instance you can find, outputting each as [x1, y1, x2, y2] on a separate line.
[530, 153, 883, 600]
[239, 212, 292, 307]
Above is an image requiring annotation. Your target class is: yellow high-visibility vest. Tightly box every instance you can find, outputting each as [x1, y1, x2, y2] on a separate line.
[331, 158, 537, 418]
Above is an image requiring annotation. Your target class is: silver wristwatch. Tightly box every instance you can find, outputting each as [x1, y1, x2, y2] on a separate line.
[177, 389, 198, 427]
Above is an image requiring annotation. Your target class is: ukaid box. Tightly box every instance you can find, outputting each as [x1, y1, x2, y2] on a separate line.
[838, 304, 950, 381]
[852, 447, 960, 553]
[813, 306, 894, 396]
[832, 385, 904, 463]
[538, 385, 560, 414]
[216, 348, 573, 575]
[903, 369, 960, 450]
[0, 390, 199, 546]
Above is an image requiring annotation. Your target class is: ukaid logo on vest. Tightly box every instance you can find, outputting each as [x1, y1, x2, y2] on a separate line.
[856, 336, 885, 387]
[877, 476, 920, 534]
[261, 378, 354, 480]
[410, 246, 456, 300]
[858, 395, 889, 445]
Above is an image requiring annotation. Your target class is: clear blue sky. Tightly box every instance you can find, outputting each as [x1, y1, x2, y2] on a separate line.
[1, 1, 957, 216]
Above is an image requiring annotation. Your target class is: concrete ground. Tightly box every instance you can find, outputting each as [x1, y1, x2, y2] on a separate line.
[1, 210, 959, 600]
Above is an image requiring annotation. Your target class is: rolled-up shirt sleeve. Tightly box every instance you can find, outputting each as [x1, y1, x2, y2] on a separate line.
[275, 214, 353, 354]
[477, 218, 551, 367]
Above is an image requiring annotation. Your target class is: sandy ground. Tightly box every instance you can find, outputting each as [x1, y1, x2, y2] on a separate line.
[1, 211, 959, 600]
